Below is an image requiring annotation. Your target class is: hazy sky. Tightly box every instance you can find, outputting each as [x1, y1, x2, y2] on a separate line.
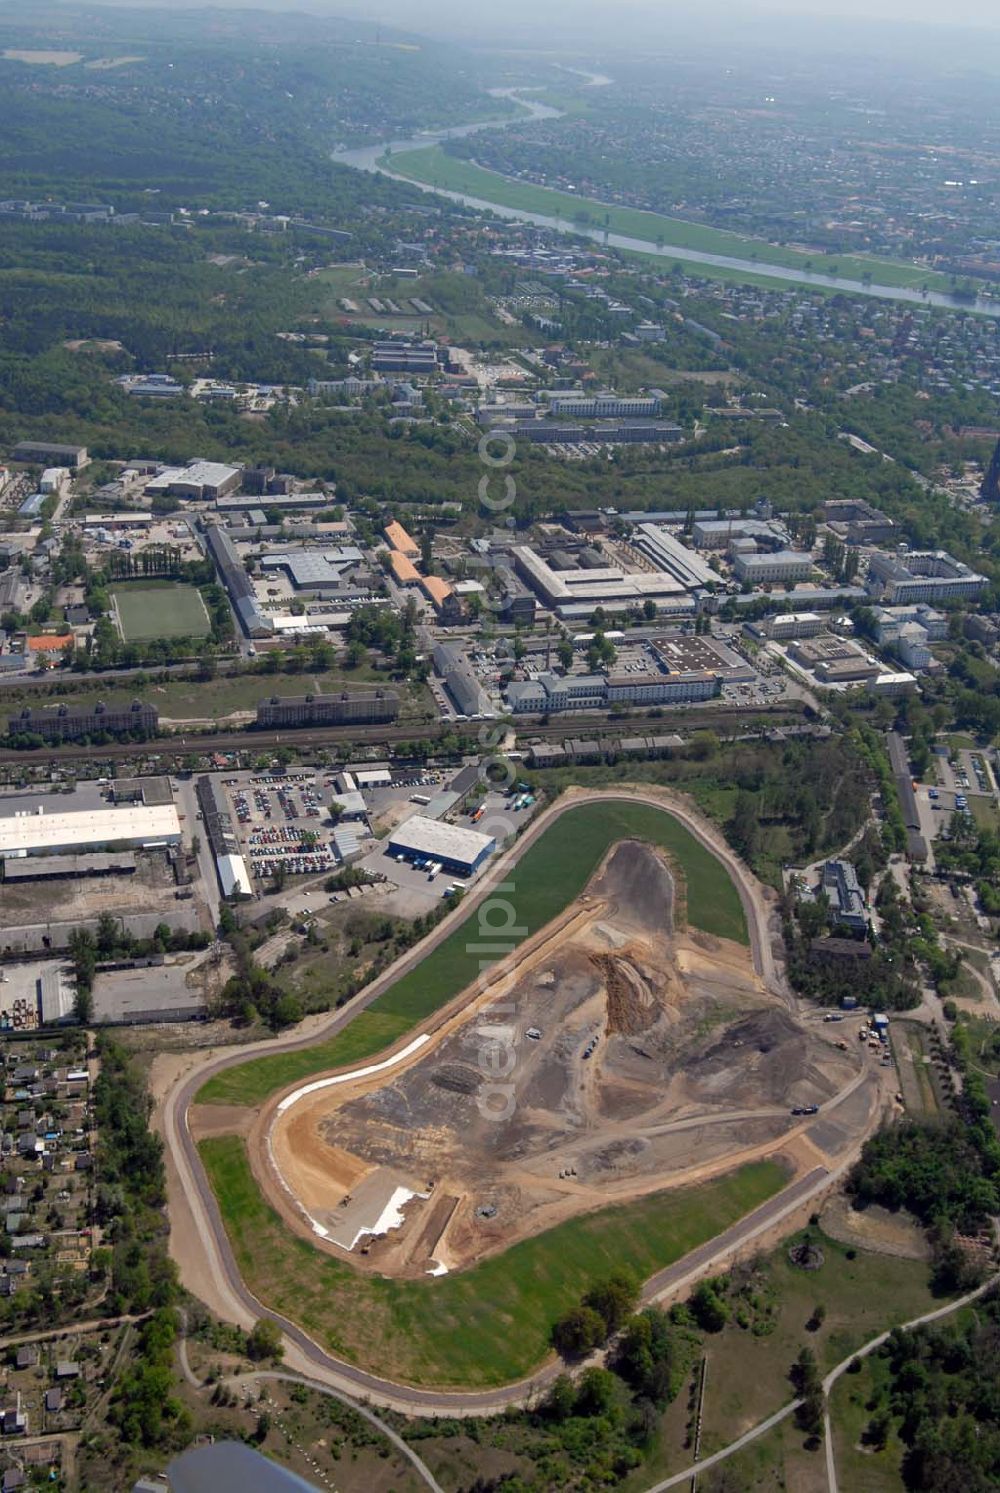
[78, 0, 1000, 28]
[268, 0, 1000, 32]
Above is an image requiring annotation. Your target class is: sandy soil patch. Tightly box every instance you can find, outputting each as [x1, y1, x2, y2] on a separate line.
[821, 1192, 931, 1261]
[189, 1104, 256, 1140]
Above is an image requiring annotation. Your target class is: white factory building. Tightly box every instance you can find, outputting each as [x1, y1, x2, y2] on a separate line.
[510, 524, 712, 621]
[0, 805, 181, 858]
[387, 815, 496, 876]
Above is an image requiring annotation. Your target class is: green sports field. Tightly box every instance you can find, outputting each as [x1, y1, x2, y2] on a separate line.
[111, 581, 211, 642]
[198, 797, 748, 1107]
[200, 1136, 785, 1387]
[386, 146, 955, 295]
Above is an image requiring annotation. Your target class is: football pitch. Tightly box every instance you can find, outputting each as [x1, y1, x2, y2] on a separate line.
[111, 582, 211, 642]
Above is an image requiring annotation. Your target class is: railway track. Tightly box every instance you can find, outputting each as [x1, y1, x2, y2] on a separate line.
[0, 705, 805, 764]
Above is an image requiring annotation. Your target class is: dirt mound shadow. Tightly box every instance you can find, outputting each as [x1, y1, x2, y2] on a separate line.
[588, 840, 675, 937]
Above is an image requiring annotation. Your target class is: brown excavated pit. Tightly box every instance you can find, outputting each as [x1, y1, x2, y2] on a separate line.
[260, 840, 863, 1277]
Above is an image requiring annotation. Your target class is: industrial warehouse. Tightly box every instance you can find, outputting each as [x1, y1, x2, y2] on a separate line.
[0, 804, 181, 857]
[386, 815, 496, 876]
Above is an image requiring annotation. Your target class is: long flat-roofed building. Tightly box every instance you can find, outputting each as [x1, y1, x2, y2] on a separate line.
[548, 394, 661, 418]
[384, 520, 419, 558]
[12, 441, 87, 468]
[8, 700, 157, 742]
[511, 544, 690, 619]
[204, 523, 270, 637]
[0, 805, 180, 857]
[255, 690, 399, 728]
[867, 549, 987, 605]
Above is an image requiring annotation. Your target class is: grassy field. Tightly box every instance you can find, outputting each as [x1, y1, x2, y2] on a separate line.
[111, 582, 210, 643]
[830, 1357, 908, 1493]
[891, 1022, 942, 1118]
[6, 668, 433, 727]
[198, 1137, 785, 1386]
[620, 1223, 939, 1489]
[198, 797, 748, 1106]
[386, 147, 954, 294]
[970, 795, 1000, 833]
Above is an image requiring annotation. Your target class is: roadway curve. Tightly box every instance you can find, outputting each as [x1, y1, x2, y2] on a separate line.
[158, 787, 853, 1414]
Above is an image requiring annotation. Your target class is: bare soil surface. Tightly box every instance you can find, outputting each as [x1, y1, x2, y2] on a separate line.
[0, 855, 179, 927]
[261, 841, 860, 1276]
[821, 1192, 931, 1261]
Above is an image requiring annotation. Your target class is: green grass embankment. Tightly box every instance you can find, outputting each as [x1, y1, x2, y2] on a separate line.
[200, 1136, 785, 1387]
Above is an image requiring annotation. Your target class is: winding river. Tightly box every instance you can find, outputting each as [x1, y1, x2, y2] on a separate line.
[334, 80, 1000, 316]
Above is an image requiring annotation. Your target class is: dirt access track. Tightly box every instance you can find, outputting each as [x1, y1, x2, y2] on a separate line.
[162, 787, 887, 1412]
[258, 837, 861, 1277]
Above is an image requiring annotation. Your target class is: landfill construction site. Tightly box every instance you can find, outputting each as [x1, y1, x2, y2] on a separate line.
[259, 839, 874, 1278]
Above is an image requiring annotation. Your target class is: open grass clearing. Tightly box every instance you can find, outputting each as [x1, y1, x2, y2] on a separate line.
[830, 1355, 908, 1493]
[111, 581, 210, 643]
[198, 797, 748, 1106]
[625, 1409, 827, 1493]
[699, 1228, 937, 1454]
[891, 1021, 942, 1118]
[957, 1011, 1000, 1077]
[199, 1137, 784, 1387]
[386, 146, 953, 294]
[969, 795, 1000, 833]
[941, 959, 987, 1004]
[620, 1223, 938, 1488]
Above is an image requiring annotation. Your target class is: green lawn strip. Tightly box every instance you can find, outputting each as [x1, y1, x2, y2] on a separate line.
[199, 1136, 785, 1387]
[386, 147, 952, 293]
[198, 799, 747, 1106]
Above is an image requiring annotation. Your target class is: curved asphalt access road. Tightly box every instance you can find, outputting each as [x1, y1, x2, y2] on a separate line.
[161, 789, 837, 1413]
[237, 1372, 446, 1493]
